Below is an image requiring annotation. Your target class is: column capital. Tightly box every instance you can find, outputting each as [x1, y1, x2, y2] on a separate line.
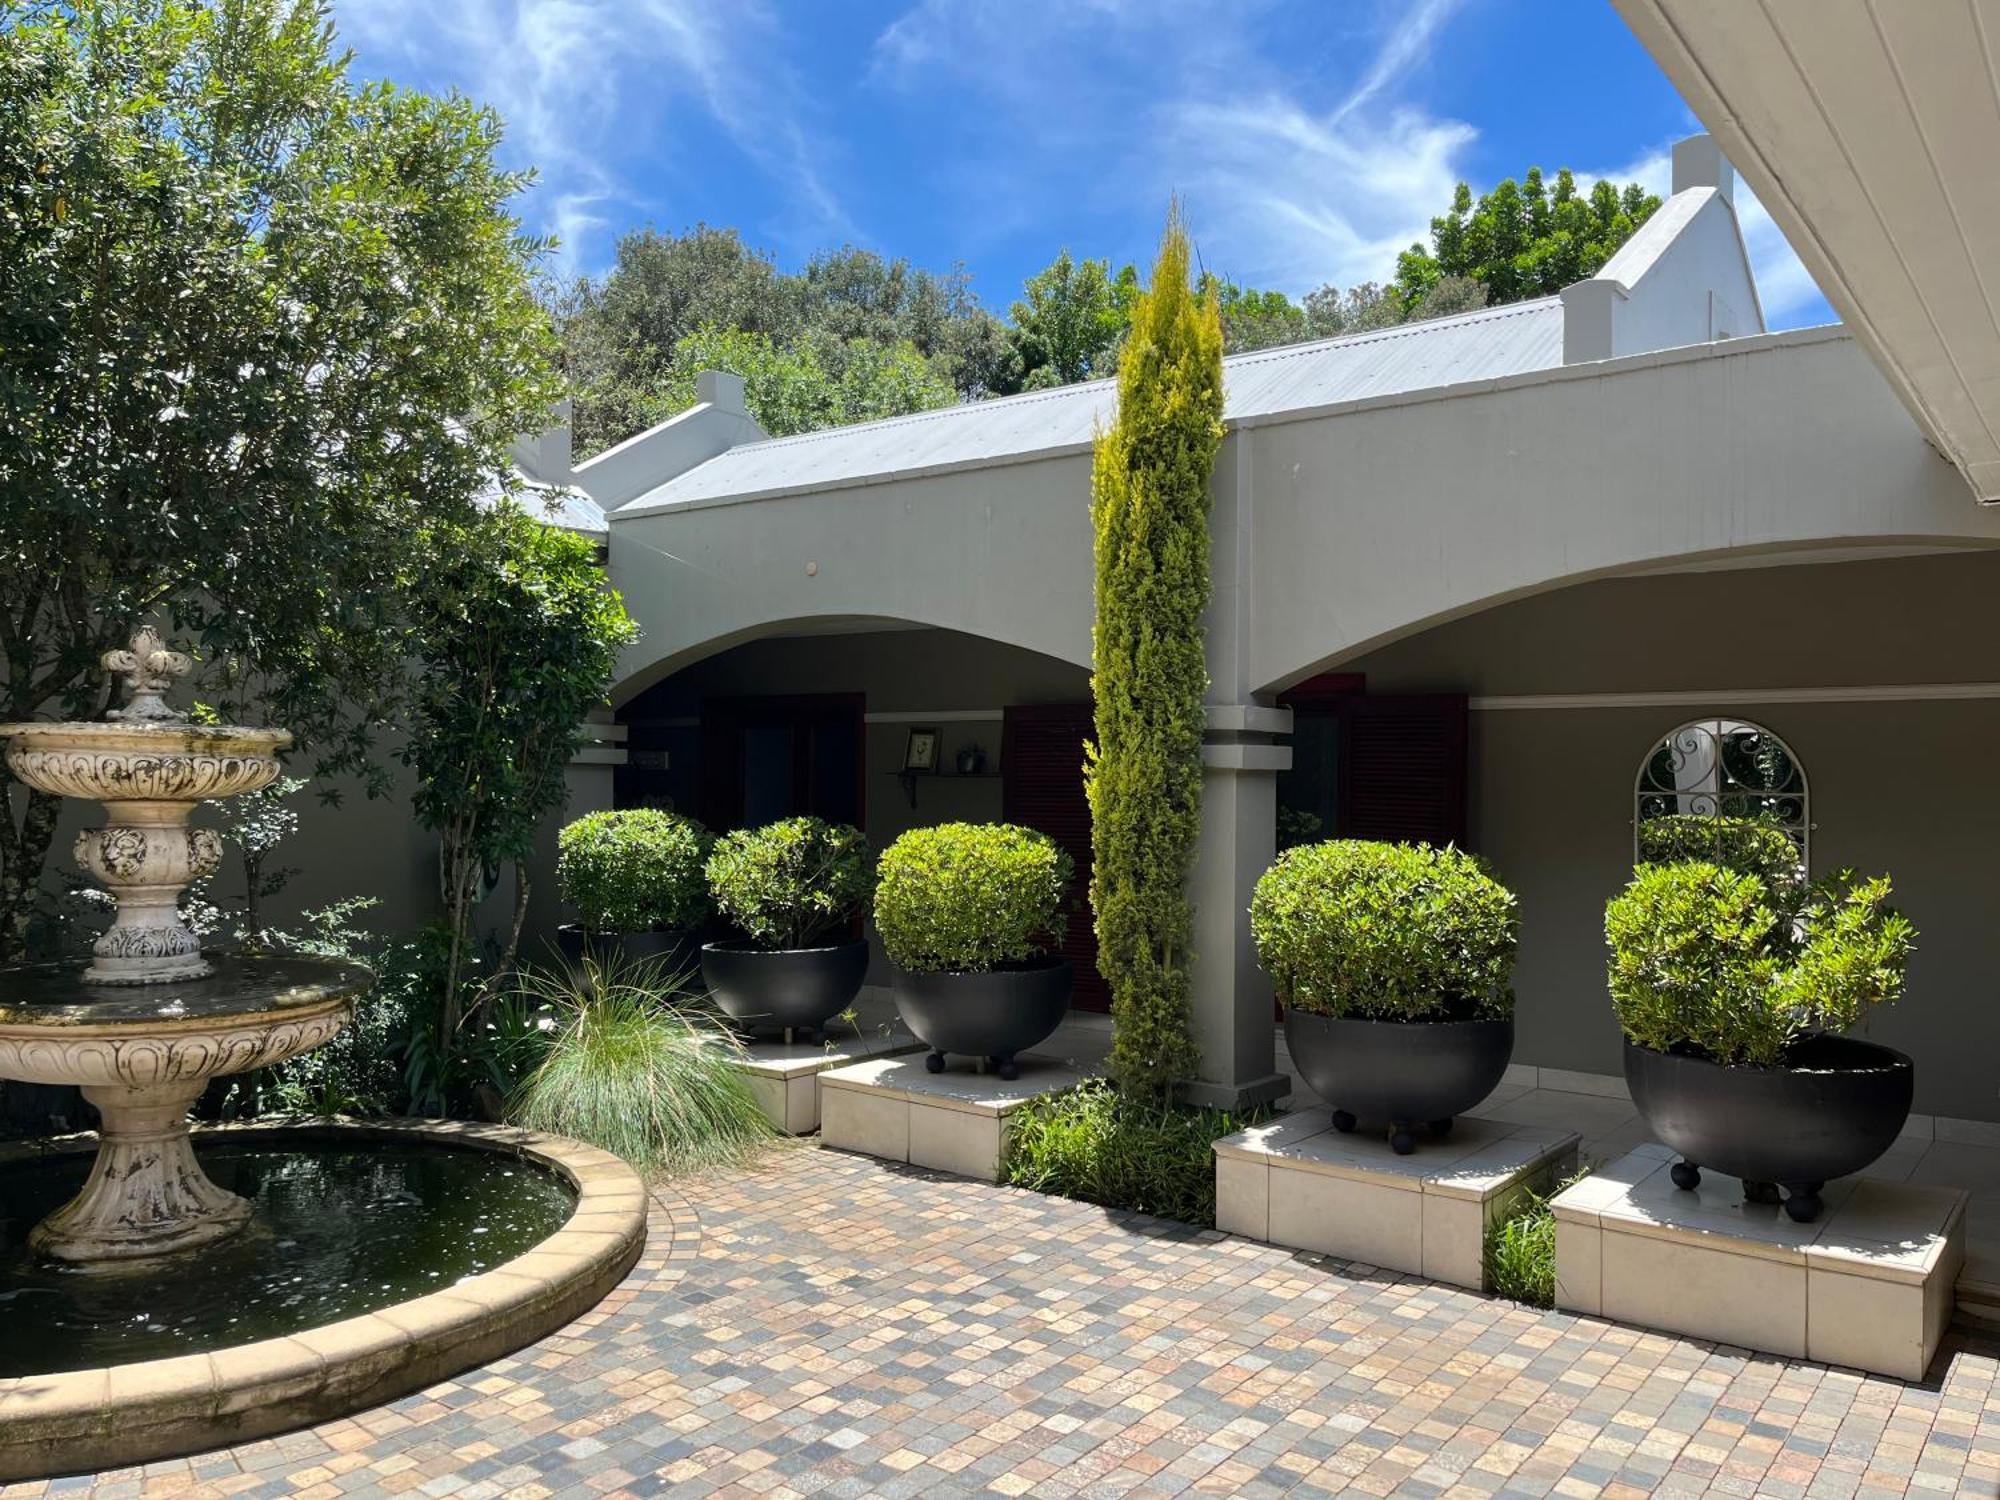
[1204, 703, 1292, 738]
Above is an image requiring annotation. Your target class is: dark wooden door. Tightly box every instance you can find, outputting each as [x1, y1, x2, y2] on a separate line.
[1001, 703, 1109, 1012]
[1338, 693, 1469, 847]
[699, 694, 865, 833]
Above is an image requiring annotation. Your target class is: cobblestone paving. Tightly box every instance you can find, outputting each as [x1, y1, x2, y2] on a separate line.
[13, 1144, 2000, 1499]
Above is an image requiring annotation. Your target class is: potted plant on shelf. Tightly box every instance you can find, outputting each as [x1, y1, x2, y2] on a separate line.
[554, 809, 712, 972]
[1251, 839, 1518, 1154]
[701, 816, 874, 1043]
[1608, 839, 1915, 1223]
[873, 822, 1073, 1079]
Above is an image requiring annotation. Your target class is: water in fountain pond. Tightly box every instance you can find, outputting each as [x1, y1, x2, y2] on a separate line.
[0, 1140, 576, 1377]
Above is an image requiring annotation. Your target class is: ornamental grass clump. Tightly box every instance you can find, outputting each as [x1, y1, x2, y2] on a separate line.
[508, 955, 771, 1176]
[705, 817, 872, 950]
[1606, 862, 1913, 1068]
[1250, 840, 1517, 1020]
[873, 823, 1072, 974]
[556, 809, 712, 935]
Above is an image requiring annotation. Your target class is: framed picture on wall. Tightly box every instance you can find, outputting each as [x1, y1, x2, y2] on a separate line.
[902, 726, 941, 773]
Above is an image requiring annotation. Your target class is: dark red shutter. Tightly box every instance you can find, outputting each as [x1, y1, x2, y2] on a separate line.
[1340, 693, 1469, 848]
[1001, 704, 1108, 1012]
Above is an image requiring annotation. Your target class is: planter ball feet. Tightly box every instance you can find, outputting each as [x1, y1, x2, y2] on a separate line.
[1330, 1109, 1357, 1134]
[1670, 1160, 1701, 1191]
[1743, 1179, 1781, 1206]
[1783, 1182, 1825, 1224]
[1429, 1118, 1453, 1138]
[1389, 1123, 1417, 1156]
[924, 1051, 946, 1074]
[994, 1056, 1020, 1082]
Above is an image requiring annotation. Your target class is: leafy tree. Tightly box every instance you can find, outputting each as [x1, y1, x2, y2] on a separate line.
[1007, 250, 1127, 390]
[654, 324, 955, 438]
[1202, 276, 1306, 353]
[0, 0, 561, 960]
[400, 504, 638, 1041]
[1087, 208, 1224, 1102]
[1397, 166, 1660, 309]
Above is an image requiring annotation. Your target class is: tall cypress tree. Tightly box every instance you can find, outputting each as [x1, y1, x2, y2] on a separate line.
[1086, 208, 1226, 1102]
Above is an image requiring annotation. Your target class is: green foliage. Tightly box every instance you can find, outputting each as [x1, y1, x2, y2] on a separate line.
[1087, 209, 1224, 1102]
[1002, 1079, 1266, 1228]
[1397, 166, 1661, 309]
[705, 817, 872, 951]
[508, 955, 772, 1176]
[873, 822, 1072, 974]
[555, 228, 1005, 455]
[401, 503, 638, 1024]
[557, 809, 713, 936]
[1250, 840, 1518, 1021]
[1483, 1167, 1591, 1307]
[1606, 862, 1915, 1067]
[0, 0, 562, 959]
[1007, 250, 1128, 389]
[1637, 813, 1802, 897]
[656, 324, 955, 438]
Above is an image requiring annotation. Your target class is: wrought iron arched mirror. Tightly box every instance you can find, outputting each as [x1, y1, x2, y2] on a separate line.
[1634, 717, 1809, 875]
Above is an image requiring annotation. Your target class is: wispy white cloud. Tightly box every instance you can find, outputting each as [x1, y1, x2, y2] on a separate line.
[331, 0, 847, 273]
[868, 0, 1477, 297]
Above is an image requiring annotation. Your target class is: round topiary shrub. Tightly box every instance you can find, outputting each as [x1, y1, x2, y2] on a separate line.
[874, 822, 1073, 974]
[1606, 861, 1913, 1067]
[1637, 813, 1802, 897]
[705, 817, 872, 951]
[556, 809, 712, 935]
[1250, 839, 1517, 1021]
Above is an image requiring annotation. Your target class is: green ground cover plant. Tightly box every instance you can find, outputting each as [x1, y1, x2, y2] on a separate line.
[873, 822, 1071, 973]
[1482, 1166, 1593, 1308]
[1002, 1079, 1265, 1228]
[1250, 840, 1517, 1020]
[706, 817, 872, 950]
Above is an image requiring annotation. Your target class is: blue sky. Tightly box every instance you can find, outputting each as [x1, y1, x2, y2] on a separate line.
[332, 0, 1836, 330]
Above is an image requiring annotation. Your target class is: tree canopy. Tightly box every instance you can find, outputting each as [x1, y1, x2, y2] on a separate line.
[0, 0, 562, 958]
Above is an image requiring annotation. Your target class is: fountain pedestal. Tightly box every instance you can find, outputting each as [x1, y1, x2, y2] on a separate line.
[0, 956, 366, 1261]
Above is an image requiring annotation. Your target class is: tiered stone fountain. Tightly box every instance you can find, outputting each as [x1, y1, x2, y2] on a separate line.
[0, 628, 365, 1260]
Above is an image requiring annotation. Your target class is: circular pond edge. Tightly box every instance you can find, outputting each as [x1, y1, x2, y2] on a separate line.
[0, 1117, 649, 1482]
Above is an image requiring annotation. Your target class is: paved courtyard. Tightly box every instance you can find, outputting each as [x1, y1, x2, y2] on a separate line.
[14, 1144, 2000, 1500]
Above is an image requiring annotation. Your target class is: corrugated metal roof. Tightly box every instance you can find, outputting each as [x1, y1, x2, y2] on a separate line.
[617, 296, 1563, 514]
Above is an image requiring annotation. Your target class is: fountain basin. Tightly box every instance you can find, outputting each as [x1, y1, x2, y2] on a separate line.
[0, 955, 366, 1260]
[0, 1119, 649, 1482]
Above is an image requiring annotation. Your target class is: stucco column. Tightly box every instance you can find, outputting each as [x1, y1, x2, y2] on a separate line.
[1183, 703, 1292, 1111]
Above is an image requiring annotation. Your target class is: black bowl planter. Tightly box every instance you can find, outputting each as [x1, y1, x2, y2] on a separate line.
[554, 925, 700, 979]
[892, 957, 1072, 1081]
[1283, 1010, 1515, 1154]
[701, 939, 870, 1042]
[1624, 1036, 1914, 1223]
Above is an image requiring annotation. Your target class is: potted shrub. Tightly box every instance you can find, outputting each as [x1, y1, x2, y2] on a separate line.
[554, 809, 712, 972]
[874, 822, 1073, 1079]
[701, 817, 874, 1042]
[1251, 839, 1517, 1153]
[1608, 854, 1915, 1222]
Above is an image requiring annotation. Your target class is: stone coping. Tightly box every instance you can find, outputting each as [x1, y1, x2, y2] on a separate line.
[1553, 1144, 1967, 1285]
[0, 1117, 647, 1483]
[818, 1053, 1086, 1117]
[1216, 1109, 1578, 1201]
[735, 1022, 920, 1080]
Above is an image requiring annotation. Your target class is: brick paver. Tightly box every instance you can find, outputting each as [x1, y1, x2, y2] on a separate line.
[11, 1144, 2000, 1498]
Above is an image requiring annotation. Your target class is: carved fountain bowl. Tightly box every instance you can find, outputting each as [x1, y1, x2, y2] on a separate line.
[0, 955, 366, 1089]
[0, 721, 291, 805]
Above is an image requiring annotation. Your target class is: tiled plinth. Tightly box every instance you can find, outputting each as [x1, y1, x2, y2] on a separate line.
[1214, 1109, 1579, 1290]
[820, 1054, 1085, 1182]
[1554, 1145, 1967, 1380]
[732, 1024, 922, 1134]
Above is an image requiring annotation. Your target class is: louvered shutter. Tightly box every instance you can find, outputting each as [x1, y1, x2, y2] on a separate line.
[1340, 693, 1469, 848]
[1001, 704, 1108, 1012]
